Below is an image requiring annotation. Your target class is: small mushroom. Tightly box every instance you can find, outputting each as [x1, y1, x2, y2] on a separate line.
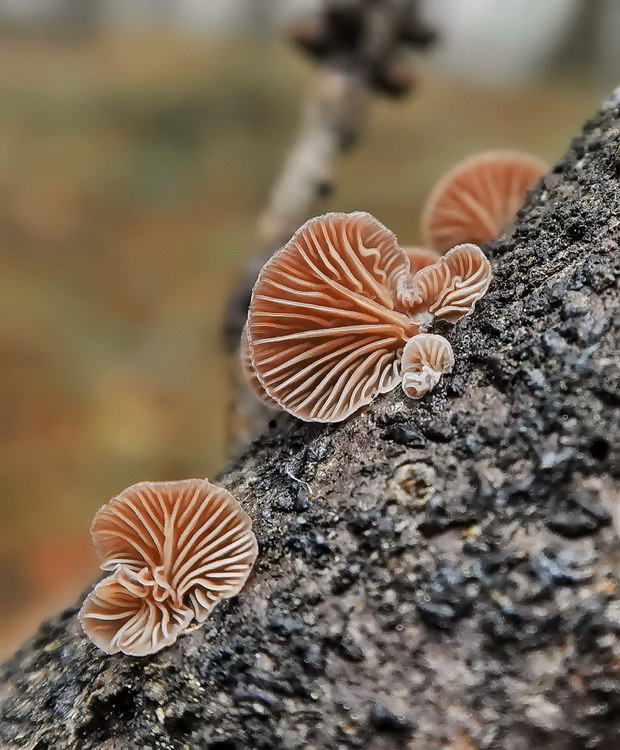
[404, 246, 440, 274]
[410, 243, 492, 323]
[79, 567, 193, 657]
[81, 479, 258, 655]
[240, 323, 279, 409]
[247, 211, 419, 422]
[421, 150, 548, 252]
[401, 334, 454, 398]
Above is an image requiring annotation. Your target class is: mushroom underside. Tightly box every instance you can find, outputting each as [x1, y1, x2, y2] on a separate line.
[81, 479, 258, 656]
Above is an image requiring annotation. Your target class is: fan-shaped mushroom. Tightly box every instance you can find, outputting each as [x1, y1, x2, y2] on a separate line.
[421, 150, 547, 252]
[247, 211, 419, 422]
[79, 566, 193, 657]
[410, 243, 491, 323]
[80, 479, 258, 655]
[91, 479, 258, 622]
[245, 212, 492, 422]
[401, 334, 455, 399]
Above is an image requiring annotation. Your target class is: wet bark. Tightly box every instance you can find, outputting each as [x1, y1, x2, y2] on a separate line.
[1, 94, 619, 750]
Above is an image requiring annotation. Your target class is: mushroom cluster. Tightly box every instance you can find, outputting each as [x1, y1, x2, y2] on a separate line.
[242, 211, 491, 422]
[242, 149, 546, 423]
[79, 479, 258, 656]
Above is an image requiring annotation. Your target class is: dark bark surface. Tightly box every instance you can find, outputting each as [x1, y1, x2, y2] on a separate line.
[1, 96, 620, 750]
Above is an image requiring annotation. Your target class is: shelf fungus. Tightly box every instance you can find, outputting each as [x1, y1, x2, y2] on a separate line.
[243, 211, 491, 422]
[421, 150, 548, 252]
[80, 479, 258, 656]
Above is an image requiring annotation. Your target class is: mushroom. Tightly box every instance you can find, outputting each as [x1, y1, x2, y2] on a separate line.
[401, 334, 455, 398]
[245, 212, 492, 422]
[403, 246, 440, 274]
[240, 323, 279, 409]
[409, 243, 492, 323]
[247, 211, 419, 422]
[80, 479, 258, 655]
[421, 150, 548, 252]
[79, 566, 193, 657]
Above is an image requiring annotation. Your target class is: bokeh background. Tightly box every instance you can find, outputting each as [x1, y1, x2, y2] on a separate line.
[0, 0, 616, 658]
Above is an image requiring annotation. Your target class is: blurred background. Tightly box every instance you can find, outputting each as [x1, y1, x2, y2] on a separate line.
[0, 0, 616, 658]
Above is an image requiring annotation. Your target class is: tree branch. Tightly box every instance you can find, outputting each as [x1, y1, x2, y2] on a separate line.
[2, 93, 620, 750]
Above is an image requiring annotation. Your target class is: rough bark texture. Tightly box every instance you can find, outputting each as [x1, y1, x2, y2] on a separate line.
[1, 97, 620, 750]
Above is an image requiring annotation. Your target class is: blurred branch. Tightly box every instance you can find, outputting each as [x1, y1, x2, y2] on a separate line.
[224, 0, 435, 450]
[260, 0, 434, 251]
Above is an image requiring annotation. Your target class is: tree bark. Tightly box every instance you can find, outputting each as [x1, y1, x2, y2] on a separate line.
[1, 95, 620, 750]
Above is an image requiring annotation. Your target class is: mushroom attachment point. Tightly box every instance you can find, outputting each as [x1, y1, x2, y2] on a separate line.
[80, 479, 258, 656]
[410, 243, 492, 323]
[247, 211, 418, 422]
[401, 334, 455, 399]
[421, 150, 548, 252]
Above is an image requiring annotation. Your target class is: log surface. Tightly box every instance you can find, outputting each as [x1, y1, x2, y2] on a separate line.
[1, 97, 619, 750]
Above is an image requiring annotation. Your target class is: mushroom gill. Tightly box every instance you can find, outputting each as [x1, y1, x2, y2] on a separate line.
[421, 150, 548, 252]
[79, 567, 193, 657]
[240, 323, 279, 409]
[401, 334, 455, 399]
[247, 211, 419, 422]
[81, 479, 258, 655]
[410, 243, 492, 323]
